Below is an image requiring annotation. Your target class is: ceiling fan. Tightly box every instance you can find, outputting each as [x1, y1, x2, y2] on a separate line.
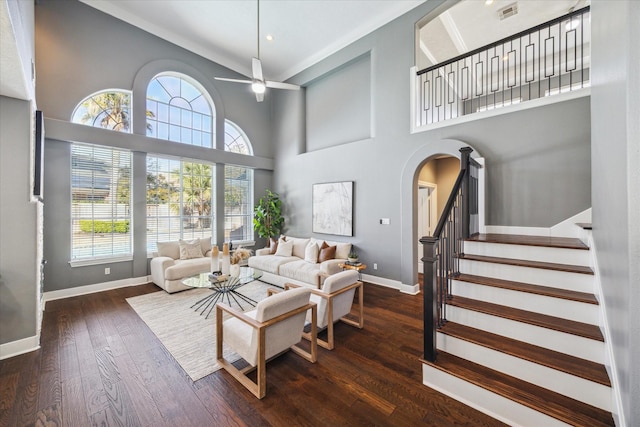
[214, 0, 300, 102]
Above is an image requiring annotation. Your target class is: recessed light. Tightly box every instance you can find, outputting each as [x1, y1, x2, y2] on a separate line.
[265, 34, 274, 41]
[485, 0, 494, 5]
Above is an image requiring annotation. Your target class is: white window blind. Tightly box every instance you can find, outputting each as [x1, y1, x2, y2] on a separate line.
[146, 155, 216, 253]
[224, 120, 254, 242]
[71, 144, 132, 261]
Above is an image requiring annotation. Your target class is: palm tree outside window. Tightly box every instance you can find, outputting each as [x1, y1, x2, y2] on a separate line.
[71, 90, 132, 132]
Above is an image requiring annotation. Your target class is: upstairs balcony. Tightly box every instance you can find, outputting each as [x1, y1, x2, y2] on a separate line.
[411, 6, 590, 130]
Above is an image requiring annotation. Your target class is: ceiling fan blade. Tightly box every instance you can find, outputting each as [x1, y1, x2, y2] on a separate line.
[252, 57, 264, 82]
[255, 91, 264, 102]
[214, 77, 252, 84]
[265, 81, 301, 91]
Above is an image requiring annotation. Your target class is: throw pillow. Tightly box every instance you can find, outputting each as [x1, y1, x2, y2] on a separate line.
[269, 237, 279, 254]
[200, 238, 212, 256]
[318, 241, 337, 262]
[157, 241, 180, 260]
[275, 239, 294, 257]
[304, 240, 319, 263]
[179, 239, 204, 259]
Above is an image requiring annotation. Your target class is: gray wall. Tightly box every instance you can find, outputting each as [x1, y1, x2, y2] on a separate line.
[306, 52, 372, 151]
[272, 1, 591, 286]
[35, 0, 274, 292]
[0, 96, 39, 345]
[591, 1, 640, 425]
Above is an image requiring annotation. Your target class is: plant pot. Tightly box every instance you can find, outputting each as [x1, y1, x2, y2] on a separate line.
[348, 257, 358, 263]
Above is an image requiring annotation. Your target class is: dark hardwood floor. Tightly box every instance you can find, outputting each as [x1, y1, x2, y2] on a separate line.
[1, 282, 505, 427]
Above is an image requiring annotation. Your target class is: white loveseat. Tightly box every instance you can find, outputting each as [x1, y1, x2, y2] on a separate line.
[248, 236, 351, 288]
[150, 238, 212, 293]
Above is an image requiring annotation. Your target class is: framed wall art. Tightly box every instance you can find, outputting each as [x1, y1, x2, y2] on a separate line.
[312, 181, 353, 236]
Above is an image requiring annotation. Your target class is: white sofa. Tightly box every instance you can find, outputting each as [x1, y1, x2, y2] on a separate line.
[248, 236, 351, 288]
[150, 238, 213, 293]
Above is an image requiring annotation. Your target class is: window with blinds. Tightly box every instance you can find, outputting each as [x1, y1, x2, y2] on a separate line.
[224, 120, 254, 242]
[146, 155, 216, 253]
[71, 144, 132, 262]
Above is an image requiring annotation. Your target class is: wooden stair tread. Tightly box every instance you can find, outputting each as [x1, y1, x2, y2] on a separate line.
[439, 322, 611, 386]
[454, 273, 599, 305]
[467, 233, 589, 250]
[448, 296, 604, 341]
[422, 352, 614, 427]
[459, 253, 594, 275]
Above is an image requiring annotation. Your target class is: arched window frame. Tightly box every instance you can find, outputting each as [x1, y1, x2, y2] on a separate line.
[224, 120, 254, 155]
[71, 89, 132, 132]
[145, 72, 216, 147]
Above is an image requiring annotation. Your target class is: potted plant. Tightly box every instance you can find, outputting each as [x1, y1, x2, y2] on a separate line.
[348, 248, 359, 264]
[253, 189, 284, 241]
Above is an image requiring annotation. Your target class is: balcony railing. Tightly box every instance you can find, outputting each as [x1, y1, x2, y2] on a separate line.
[415, 6, 590, 127]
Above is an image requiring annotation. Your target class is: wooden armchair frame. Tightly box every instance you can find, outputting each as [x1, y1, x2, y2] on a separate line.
[216, 294, 317, 399]
[285, 280, 364, 350]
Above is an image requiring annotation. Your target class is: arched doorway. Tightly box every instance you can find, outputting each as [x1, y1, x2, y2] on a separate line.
[399, 140, 484, 293]
[416, 155, 460, 274]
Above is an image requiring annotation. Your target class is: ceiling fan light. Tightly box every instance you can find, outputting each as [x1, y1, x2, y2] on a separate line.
[252, 81, 266, 94]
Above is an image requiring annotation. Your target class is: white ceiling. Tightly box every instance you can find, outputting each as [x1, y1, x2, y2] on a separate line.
[79, 0, 425, 83]
[419, 0, 590, 69]
[2, 0, 591, 102]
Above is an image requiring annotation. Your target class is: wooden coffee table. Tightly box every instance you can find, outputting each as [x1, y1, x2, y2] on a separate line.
[182, 267, 263, 318]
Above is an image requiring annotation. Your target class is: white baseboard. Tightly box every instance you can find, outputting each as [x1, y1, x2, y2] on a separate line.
[550, 208, 592, 238]
[361, 273, 419, 295]
[43, 275, 152, 305]
[589, 237, 626, 427]
[0, 334, 40, 360]
[484, 209, 592, 238]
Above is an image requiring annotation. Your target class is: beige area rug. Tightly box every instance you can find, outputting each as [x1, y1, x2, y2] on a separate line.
[126, 281, 271, 381]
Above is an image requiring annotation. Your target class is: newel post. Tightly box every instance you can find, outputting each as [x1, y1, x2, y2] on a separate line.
[420, 236, 438, 362]
[460, 147, 473, 239]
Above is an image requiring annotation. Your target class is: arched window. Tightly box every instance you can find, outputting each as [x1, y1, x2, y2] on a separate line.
[224, 120, 253, 155]
[224, 120, 254, 243]
[71, 90, 132, 132]
[146, 73, 215, 147]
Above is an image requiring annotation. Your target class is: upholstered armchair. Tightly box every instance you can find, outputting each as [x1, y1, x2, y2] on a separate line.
[216, 287, 317, 399]
[285, 269, 363, 350]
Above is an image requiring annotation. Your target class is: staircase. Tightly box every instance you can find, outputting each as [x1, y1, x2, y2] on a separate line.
[421, 230, 615, 427]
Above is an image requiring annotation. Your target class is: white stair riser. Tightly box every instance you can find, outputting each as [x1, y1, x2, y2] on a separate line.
[423, 365, 571, 427]
[464, 241, 591, 266]
[459, 259, 594, 293]
[437, 333, 612, 411]
[446, 305, 604, 363]
[451, 280, 599, 324]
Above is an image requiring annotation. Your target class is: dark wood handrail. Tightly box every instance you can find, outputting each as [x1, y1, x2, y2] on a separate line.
[433, 169, 465, 238]
[417, 5, 590, 76]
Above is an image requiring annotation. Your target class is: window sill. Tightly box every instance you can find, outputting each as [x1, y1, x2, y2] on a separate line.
[69, 255, 133, 267]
